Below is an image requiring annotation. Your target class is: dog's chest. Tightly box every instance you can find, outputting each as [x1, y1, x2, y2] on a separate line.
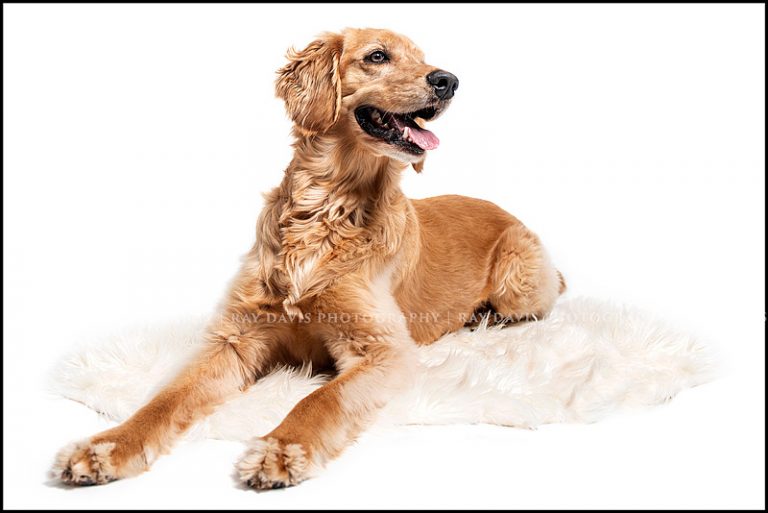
[272, 202, 375, 311]
[280, 232, 330, 306]
[255, 180, 406, 313]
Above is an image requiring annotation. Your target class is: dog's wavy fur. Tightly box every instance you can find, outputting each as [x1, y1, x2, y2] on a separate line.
[53, 28, 565, 490]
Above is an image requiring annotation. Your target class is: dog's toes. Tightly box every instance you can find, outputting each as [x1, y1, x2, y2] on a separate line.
[52, 440, 118, 486]
[237, 437, 313, 491]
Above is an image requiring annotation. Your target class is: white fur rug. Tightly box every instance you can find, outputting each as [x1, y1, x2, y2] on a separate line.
[49, 297, 716, 442]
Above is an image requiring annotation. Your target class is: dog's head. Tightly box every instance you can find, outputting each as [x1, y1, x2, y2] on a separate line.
[275, 28, 458, 170]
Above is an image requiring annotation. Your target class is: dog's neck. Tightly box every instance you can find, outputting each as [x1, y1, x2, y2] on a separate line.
[254, 132, 411, 310]
[286, 133, 407, 211]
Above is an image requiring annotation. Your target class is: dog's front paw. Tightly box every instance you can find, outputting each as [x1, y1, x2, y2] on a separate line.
[52, 433, 148, 486]
[236, 437, 313, 490]
[51, 439, 119, 486]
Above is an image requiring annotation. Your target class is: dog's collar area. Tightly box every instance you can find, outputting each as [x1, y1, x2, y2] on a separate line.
[354, 106, 440, 154]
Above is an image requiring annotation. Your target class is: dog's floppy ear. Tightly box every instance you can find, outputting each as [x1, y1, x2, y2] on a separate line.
[276, 33, 343, 136]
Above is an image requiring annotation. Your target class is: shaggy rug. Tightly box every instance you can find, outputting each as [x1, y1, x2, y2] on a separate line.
[49, 297, 716, 442]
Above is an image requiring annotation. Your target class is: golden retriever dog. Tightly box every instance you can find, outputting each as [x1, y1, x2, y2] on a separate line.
[53, 28, 565, 490]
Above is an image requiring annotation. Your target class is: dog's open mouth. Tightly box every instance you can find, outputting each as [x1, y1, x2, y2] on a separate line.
[355, 106, 440, 155]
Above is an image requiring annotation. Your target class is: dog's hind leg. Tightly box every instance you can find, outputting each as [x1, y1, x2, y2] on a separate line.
[52, 312, 292, 486]
[486, 222, 565, 323]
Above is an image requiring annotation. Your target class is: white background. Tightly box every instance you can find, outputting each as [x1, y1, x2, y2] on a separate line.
[3, 3, 765, 509]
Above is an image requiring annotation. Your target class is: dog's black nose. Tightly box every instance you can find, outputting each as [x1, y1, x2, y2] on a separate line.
[427, 70, 459, 101]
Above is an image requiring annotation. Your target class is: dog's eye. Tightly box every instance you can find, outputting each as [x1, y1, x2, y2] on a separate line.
[365, 50, 389, 64]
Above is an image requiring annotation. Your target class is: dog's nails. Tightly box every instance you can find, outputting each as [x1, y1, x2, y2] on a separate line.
[271, 482, 286, 489]
[77, 475, 95, 485]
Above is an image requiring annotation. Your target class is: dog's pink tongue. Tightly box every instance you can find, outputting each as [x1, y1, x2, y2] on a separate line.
[407, 125, 440, 150]
[392, 116, 440, 150]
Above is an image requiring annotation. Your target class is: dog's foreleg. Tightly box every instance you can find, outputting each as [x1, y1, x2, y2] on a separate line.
[53, 316, 284, 486]
[237, 281, 416, 490]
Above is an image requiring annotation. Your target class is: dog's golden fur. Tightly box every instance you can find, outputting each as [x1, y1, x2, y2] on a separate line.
[53, 28, 565, 489]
